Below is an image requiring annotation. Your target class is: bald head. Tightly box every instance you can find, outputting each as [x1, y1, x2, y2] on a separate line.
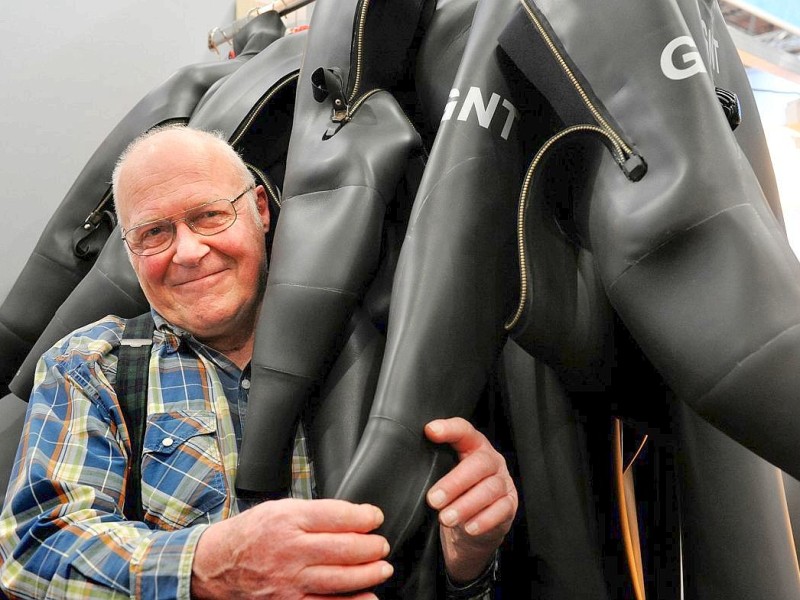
[112, 126, 255, 230]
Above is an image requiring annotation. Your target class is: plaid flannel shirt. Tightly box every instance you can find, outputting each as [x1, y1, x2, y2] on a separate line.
[0, 313, 312, 599]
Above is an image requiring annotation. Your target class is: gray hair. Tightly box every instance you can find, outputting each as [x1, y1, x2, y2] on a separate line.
[111, 124, 259, 223]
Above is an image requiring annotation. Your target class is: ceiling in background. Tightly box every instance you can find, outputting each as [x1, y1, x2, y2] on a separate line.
[721, 0, 800, 82]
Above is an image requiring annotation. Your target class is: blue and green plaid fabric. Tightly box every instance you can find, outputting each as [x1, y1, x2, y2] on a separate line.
[0, 313, 313, 599]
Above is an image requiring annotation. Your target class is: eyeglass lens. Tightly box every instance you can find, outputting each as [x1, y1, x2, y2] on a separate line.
[126, 198, 237, 255]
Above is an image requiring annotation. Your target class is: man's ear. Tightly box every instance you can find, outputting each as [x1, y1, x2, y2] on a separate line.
[255, 185, 270, 233]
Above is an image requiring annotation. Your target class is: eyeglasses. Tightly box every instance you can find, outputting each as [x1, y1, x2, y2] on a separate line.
[122, 186, 254, 256]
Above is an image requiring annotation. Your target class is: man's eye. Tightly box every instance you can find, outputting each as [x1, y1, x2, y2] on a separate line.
[140, 224, 168, 240]
[192, 209, 229, 227]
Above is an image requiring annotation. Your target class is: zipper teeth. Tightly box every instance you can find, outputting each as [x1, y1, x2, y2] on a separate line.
[230, 72, 300, 148]
[347, 88, 383, 118]
[93, 189, 113, 217]
[349, 0, 371, 103]
[248, 163, 281, 209]
[348, 88, 420, 144]
[519, 0, 632, 156]
[505, 125, 622, 331]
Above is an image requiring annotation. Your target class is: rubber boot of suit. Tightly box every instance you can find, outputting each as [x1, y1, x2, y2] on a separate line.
[237, 0, 431, 497]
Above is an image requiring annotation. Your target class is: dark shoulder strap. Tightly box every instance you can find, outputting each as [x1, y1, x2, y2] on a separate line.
[116, 312, 155, 522]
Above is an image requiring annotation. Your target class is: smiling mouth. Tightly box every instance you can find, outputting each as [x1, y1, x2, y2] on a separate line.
[173, 269, 227, 287]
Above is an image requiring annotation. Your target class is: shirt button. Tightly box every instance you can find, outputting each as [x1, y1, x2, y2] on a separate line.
[162, 437, 174, 448]
[241, 379, 251, 390]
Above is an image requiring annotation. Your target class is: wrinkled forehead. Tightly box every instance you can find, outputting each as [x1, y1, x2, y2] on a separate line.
[116, 134, 242, 227]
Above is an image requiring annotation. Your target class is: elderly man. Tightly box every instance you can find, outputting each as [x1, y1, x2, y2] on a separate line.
[0, 126, 517, 599]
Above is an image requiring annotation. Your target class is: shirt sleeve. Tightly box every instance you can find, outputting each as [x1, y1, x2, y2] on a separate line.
[0, 328, 205, 600]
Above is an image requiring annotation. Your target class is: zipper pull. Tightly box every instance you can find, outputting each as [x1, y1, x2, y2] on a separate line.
[74, 207, 117, 260]
[311, 67, 349, 123]
[81, 188, 115, 231]
[621, 153, 647, 182]
[83, 206, 117, 232]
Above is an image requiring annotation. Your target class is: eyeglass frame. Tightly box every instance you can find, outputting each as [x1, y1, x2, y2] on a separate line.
[121, 185, 256, 256]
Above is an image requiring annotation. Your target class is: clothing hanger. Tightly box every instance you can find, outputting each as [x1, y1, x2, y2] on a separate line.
[208, 0, 316, 54]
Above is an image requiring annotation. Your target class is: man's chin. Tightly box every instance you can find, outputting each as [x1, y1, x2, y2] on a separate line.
[171, 305, 257, 344]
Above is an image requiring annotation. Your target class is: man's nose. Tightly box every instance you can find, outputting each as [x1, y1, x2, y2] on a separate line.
[171, 221, 210, 265]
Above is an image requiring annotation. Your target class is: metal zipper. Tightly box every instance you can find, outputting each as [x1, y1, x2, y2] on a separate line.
[82, 188, 114, 232]
[248, 163, 281, 209]
[328, 0, 371, 129]
[505, 124, 624, 330]
[348, 0, 371, 104]
[506, 1, 647, 331]
[81, 118, 189, 231]
[331, 0, 419, 140]
[342, 88, 420, 158]
[519, 0, 632, 158]
[229, 72, 299, 209]
[347, 87, 382, 119]
[230, 72, 300, 148]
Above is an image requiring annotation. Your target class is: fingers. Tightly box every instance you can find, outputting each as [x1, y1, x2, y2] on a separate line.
[434, 473, 515, 534]
[300, 532, 390, 566]
[293, 526, 392, 595]
[444, 485, 517, 539]
[290, 498, 385, 533]
[425, 418, 509, 521]
[192, 499, 393, 598]
[424, 416, 519, 583]
[464, 494, 517, 537]
[428, 448, 499, 509]
[301, 561, 394, 595]
[424, 417, 483, 457]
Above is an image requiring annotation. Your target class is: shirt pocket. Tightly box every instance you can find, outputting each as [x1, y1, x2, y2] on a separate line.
[140, 410, 226, 530]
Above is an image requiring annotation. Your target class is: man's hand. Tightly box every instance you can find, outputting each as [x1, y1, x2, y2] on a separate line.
[425, 417, 518, 584]
[191, 498, 392, 599]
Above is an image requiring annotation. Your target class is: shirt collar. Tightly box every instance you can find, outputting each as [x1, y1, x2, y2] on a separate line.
[149, 308, 242, 377]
